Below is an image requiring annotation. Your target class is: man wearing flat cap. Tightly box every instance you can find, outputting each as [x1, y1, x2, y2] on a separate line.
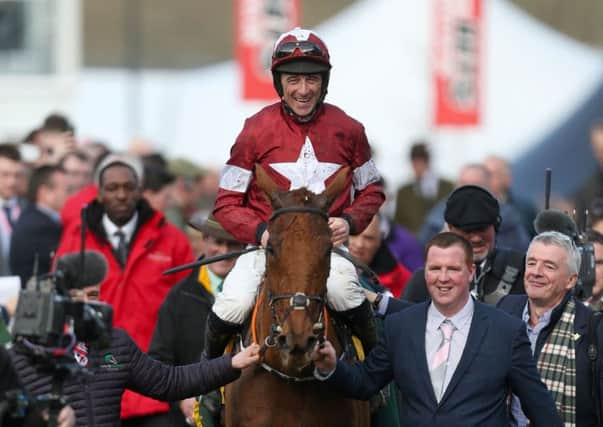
[398, 185, 526, 307]
[149, 214, 245, 427]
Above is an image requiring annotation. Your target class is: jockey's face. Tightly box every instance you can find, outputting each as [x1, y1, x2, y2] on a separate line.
[280, 73, 322, 117]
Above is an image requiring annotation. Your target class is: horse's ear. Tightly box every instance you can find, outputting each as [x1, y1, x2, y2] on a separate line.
[322, 166, 350, 208]
[254, 163, 279, 204]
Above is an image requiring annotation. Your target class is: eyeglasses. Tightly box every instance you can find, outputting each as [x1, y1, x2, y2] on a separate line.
[273, 41, 325, 59]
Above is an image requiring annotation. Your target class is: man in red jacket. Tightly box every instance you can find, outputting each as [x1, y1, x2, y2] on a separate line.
[55, 153, 194, 427]
[208, 27, 385, 360]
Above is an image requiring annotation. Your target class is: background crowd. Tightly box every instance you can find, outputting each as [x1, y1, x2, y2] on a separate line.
[0, 110, 603, 426]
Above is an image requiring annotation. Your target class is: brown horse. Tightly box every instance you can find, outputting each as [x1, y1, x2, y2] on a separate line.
[223, 165, 370, 427]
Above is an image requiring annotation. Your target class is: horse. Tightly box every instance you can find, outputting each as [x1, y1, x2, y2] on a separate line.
[223, 164, 370, 427]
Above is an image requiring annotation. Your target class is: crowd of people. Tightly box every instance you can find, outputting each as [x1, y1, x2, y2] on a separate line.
[0, 26, 603, 427]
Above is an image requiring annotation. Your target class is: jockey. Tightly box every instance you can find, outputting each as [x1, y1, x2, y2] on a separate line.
[206, 27, 385, 359]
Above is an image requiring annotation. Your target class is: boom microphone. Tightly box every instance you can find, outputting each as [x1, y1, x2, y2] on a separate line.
[533, 209, 578, 239]
[55, 250, 108, 289]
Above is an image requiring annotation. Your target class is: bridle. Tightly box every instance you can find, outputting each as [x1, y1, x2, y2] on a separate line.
[269, 205, 329, 222]
[263, 290, 328, 350]
[263, 205, 330, 352]
[163, 203, 380, 382]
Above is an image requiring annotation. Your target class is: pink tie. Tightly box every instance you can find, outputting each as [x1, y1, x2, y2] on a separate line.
[429, 319, 455, 401]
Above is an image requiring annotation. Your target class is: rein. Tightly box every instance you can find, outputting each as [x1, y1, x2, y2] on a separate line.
[270, 205, 329, 221]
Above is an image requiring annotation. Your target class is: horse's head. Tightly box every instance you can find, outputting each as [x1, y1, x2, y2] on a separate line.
[255, 164, 348, 370]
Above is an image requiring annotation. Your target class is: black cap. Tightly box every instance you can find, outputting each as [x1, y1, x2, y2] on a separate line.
[444, 185, 501, 231]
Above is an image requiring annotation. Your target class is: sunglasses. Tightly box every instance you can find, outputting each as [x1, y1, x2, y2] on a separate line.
[273, 41, 325, 59]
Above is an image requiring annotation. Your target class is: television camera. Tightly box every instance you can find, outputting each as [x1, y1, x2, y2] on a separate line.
[1, 250, 111, 427]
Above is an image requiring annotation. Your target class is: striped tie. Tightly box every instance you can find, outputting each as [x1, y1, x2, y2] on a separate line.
[429, 319, 455, 402]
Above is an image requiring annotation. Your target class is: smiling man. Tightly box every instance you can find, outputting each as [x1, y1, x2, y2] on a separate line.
[498, 231, 603, 426]
[312, 232, 561, 426]
[207, 27, 385, 362]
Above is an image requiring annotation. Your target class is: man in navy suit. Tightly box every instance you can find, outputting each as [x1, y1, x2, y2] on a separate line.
[10, 165, 69, 285]
[312, 232, 561, 427]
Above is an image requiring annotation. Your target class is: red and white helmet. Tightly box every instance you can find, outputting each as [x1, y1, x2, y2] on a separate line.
[271, 28, 332, 99]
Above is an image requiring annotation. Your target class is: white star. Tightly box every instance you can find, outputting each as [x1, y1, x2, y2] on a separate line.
[270, 137, 341, 193]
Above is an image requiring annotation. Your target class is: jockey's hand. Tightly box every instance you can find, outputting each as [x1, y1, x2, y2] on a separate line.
[260, 230, 270, 248]
[311, 340, 337, 375]
[329, 217, 350, 246]
[231, 343, 261, 369]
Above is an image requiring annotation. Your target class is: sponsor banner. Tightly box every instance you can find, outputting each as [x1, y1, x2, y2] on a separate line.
[432, 0, 482, 126]
[235, 0, 300, 100]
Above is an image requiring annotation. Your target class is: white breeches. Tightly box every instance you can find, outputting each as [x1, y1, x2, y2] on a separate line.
[212, 247, 366, 324]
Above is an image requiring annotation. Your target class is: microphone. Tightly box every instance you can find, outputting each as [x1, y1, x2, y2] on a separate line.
[533, 209, 578, 239]
[55, 250, 108, 289]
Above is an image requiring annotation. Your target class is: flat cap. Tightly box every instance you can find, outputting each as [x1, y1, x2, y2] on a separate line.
[168, 158, 205, 179]
[444, 185, 501, 231]
[188, 214, 240, 243]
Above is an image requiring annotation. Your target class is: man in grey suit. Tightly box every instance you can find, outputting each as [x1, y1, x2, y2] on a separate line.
[312, 232, 561, 427]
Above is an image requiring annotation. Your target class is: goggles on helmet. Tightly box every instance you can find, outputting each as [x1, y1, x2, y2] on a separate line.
[272, 40, 325, 60]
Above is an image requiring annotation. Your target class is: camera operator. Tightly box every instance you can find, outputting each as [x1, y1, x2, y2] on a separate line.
[1, 344, 76, 427]
[9, 254, 260, 427]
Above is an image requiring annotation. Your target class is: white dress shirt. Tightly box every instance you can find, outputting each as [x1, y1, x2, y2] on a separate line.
[425, 295, 475, 398]
[102, 212, 138, 250]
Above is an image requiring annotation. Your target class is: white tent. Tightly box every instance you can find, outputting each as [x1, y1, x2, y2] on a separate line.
[73, 0, 603, 188]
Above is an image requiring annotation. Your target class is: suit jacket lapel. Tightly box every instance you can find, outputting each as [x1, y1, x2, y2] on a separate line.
[439, 301, 489, 404]
[409, 302, 439, 406]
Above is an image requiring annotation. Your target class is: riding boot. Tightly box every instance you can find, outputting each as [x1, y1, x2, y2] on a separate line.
[202, 311, 242, 360]
[200, 312, 242, 417]
[340, 299, 378, 354]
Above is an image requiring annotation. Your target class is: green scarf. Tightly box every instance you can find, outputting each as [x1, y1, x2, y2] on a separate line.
[537, 298, 576, 426]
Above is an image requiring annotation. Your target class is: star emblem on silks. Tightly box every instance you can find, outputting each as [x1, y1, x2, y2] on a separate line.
[270, 137, 341, 193]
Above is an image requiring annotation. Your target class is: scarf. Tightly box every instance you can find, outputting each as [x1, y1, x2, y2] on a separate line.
[537, 298, 576, 426]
